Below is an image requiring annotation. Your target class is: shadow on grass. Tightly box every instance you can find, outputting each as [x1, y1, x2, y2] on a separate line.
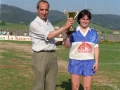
[56, 79, 84, 90]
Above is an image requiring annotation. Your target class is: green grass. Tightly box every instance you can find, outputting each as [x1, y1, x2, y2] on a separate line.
[56, 45, 70, 61]
[0, 22, 29, 30]
[0, 68, 33, 90]
[0, 40, 120, 90]
[56, 43, 120, 90]
[0, 42, 33, 90]
[1, 21, 120, 34]
[0, 40, 31, 45]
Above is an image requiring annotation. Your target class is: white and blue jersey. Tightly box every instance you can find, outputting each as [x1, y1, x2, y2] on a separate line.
[68, 26, 99, 76]
[69, 26, 99, 61]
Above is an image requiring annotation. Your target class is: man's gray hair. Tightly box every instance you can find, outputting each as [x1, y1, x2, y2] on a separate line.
[36, 0, 50, 9]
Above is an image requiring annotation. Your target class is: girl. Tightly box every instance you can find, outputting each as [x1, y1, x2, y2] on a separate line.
[64, 9, 99, 90]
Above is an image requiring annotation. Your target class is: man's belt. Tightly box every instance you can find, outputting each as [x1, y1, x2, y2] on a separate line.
[34, 50, 55, 53]
[40, 50, 55, 52]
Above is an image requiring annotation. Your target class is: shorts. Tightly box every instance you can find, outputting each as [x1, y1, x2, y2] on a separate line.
[68, 59, 95, 76]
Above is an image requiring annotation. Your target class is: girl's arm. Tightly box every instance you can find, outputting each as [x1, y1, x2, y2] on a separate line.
[93, 47, 99, 71]
[64, 34, 71, 48]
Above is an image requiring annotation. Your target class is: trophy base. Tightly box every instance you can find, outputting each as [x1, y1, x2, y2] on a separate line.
[66, 30, 75, 34]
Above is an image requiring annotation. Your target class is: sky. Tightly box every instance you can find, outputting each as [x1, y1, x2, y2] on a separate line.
[0, 0, 120, 15]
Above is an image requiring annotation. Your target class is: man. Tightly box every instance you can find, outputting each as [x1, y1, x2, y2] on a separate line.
[29, 0, 74, 90]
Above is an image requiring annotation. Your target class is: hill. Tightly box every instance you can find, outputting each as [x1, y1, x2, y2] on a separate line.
[0, 4, 65, 24]
[0, 4, 120, 30]
[53, 19, 112, 34]
[92, 14, 120, 30]
[0, 4, 37, 24]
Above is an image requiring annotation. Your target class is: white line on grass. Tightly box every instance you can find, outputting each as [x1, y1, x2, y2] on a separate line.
[104, 84, 120, 90]
[99, 63, 120, 65]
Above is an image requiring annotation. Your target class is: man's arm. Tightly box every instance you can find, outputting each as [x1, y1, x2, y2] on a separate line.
[47, 18, 74, 40]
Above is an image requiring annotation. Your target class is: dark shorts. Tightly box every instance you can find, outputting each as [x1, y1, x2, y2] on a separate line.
[68, 59, 95, 76]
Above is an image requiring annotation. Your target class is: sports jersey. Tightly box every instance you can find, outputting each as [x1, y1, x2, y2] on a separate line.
[69, 26, 99, 60]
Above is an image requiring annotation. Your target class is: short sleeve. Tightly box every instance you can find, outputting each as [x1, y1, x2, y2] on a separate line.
[29, 22, 50, 41]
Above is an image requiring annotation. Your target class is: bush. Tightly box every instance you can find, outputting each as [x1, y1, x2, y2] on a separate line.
[0, 21, 6, 25]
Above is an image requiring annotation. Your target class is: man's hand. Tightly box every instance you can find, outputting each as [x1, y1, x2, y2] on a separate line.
[63, 18, 74, 30]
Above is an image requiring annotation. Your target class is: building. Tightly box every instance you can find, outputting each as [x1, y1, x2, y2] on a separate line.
[112, 30, 119, 34]
[54, 26, 59, 30]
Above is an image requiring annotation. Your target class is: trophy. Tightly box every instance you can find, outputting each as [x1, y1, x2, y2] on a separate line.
[64, 10, 79, 34]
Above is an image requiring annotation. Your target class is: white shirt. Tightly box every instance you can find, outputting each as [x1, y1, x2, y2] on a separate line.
[29, 16, 56, 52]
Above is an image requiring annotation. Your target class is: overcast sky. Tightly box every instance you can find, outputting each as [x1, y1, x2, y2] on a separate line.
[0, 0, 120, 15]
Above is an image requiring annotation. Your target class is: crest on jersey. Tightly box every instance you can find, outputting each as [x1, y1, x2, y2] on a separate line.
[78, 41, 92, 53]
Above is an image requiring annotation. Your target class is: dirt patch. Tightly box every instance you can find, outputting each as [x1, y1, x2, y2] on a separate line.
[0, 65, 27, 69]
[0, 42, 33, 54]
[0, 42, 33, 60]
[58, 60, 68, 68]
[58, 60, 68, 72]
[0, 49, 6, 53]
[93, 71, 118, 86]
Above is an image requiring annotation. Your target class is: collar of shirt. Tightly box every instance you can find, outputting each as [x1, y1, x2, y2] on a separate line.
[36, 16, 49, 25]
[76, 26, 91, 37]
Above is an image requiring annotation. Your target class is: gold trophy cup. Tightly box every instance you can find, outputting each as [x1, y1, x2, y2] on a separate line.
[64, 10, 79, 34]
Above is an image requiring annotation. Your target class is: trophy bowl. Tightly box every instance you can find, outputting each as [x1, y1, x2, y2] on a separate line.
[64, 10, 79, 34]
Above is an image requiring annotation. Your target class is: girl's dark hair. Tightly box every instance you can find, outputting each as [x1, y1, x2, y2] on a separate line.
[36, 0, 50, 9]
[77, 9, 91, 24]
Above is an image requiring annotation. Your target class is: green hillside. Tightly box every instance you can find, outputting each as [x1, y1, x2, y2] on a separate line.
[0, 20, 118, 34]
[89, 23, 112, 34]
[53, 20, 112, 34]
[0, 22, 29, 30]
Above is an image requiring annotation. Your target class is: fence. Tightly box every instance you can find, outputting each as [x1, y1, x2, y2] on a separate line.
[99, 34, 120, 42]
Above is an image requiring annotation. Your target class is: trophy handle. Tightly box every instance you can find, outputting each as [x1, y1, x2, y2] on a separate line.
[74, 10, 79, 19]
[64, 10, 69, 19]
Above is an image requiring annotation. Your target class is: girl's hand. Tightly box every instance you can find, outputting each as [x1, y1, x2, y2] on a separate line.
[93, 62, 98, 71]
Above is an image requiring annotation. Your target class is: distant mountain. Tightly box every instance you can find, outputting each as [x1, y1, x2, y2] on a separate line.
[92, 14, 120, 30]
[0, 4, 120, 30]
[48, 10, 66, 22]
[0, 4, 65, 24]
[0, 4, 37, 23]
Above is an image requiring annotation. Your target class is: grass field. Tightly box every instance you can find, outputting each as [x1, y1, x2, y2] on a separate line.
[0, 21, 115, 35]
[0, 40, 120, 90]
[0, 23, 29, 30]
